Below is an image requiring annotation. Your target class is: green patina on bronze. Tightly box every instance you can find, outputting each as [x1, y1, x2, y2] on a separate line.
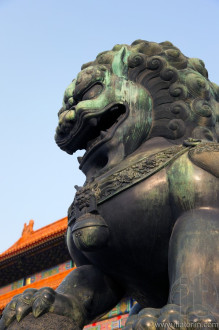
[168, 152, 196, 211]
[3, 40, 219, 330]
[112, 46, 131, 78]
[56, 40, 219, 163]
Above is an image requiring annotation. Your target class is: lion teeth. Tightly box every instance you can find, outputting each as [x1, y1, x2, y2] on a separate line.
[100, 131, 107, 139]
[59, 111, 67, 123]
[89, 118, 98, 127]
[77, 156, 83, 164]
[86, 135, 102, 151]
[65, 110, 75, 121]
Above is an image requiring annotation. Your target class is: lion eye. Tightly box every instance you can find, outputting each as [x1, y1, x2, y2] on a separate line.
[82, 84, 103, 101]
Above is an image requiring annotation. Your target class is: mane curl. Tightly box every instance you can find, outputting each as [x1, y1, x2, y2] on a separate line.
[82, 40, 219, 143]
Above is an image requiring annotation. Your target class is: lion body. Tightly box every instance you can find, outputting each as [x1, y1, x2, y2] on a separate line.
[2, 40, 219, 330]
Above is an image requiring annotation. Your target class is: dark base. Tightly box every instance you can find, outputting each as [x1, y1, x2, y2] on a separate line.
[7, 313, 81, 330]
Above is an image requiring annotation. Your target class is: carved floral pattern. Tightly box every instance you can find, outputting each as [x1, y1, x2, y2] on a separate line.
[72, 145, 188, 214]
[189, 142, 219, 155]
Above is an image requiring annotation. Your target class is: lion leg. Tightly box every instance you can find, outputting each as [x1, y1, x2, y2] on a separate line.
[168, 208, 219, 315]
[124, 208, 219, 330]
[0, 265, 123, 329]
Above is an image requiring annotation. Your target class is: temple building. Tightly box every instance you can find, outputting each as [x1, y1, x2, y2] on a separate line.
[0, 218, 133, 329]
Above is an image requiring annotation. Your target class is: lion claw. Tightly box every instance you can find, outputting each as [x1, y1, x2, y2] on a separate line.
[0, 287, 58, 328]
[32, 287, 56, 317]
[15, 301, 32, 322]
[124, 304, 219, 330]
[32, 298, 50, 318]
[0, 300, 17, 328]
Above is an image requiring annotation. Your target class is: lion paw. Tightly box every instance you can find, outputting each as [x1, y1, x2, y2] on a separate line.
[124, 304, 219, 330]
[0, 287, 73, 329]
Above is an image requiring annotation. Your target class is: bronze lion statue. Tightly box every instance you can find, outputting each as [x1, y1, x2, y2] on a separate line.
[1, 40, 219, 329]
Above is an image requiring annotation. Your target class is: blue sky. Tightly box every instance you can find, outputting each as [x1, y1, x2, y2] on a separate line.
[0, 0, 219, 253]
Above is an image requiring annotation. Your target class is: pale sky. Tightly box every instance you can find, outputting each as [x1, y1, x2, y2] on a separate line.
[1, 0, 219, 253]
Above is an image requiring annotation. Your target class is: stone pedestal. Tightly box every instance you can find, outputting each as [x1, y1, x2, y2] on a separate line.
[7, 313, 81, 330]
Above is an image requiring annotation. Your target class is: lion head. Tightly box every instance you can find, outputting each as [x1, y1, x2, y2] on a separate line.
[55, 40, 219, 177]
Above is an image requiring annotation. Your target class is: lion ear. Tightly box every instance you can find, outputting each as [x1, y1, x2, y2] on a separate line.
[112, 46, 129, 78]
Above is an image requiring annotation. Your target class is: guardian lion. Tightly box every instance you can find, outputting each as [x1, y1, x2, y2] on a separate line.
[1, 40, 219, 329]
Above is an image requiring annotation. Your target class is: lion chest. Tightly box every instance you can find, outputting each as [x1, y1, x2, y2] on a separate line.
[82, 168, 173, 277]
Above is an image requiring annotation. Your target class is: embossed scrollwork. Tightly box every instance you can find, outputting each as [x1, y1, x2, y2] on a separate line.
[170, 101, 189, 120]
[211, 82, 219, 102]
[169, 83, 187, 99]
[95, 146, 186, 203]
[168, 119, 186, 138]
[164, 49, 188, 70]
[192, 99, 212, 118]
[188, 58, 208, 78]
[128, 53, 145, 68]
[146, 56, 164, 71]
[191, 99, 216, 127]
[160, 67, 178, 82]
[186, 73, 210, 99]
[192, 126, 215, 142]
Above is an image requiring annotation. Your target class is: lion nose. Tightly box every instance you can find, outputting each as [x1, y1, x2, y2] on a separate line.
[58, 109, 76, 124]
[66, 97, 76, 110]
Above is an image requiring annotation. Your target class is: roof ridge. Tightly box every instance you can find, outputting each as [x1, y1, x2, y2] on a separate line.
[0, 217, 68, 261]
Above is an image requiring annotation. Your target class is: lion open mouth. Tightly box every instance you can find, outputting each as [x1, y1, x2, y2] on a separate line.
[55, 103, 127, 159]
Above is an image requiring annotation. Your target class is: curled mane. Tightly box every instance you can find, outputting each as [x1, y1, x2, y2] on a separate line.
[82, 40, 219, 143]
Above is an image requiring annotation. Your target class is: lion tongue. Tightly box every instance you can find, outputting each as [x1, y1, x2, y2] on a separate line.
[86, 135, 101, 150]
[100, 131, 107, 139]
[86, 130, 107, 151]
